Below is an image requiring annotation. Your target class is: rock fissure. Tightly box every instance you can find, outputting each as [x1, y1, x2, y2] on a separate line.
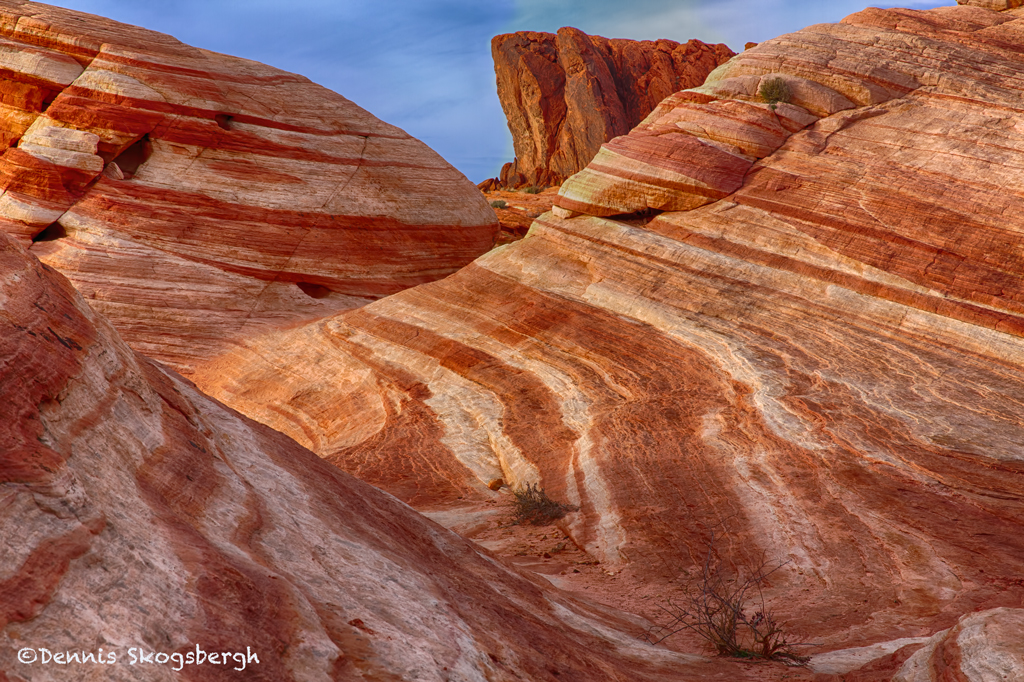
[318, 133, 371, 211]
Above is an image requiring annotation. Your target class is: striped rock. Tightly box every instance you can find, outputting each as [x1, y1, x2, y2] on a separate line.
[197, 2, 1024, 669]
[1, 230, 810, 682]
[557, 0, 969, 217]
[553, 97, 816, 217]
[0, 0, 497, 373]
[810, 608, 1024, 680]
[891, 608, 1024, 682]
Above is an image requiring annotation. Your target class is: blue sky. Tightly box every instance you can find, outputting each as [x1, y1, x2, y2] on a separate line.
[47, 0, 949, 182]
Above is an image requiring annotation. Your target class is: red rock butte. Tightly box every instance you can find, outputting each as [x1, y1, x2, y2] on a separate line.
[492, 28, 733, 188]
[197, 3, 1024, 679]
[0, 0, 498, 374]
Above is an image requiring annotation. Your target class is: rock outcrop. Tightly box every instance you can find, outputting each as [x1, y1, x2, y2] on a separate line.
[809, 607, 1024, 680]
[1, 230, 797, 681]
[492, 29, 733, 188]
[198, 3, 1024, 674]
[889, 608, 1024, 681]
[0, 0, 498, 374]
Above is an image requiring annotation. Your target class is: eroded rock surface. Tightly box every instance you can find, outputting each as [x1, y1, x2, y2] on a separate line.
[0, 0, 498, 374]
[198, 4, 1024, 674]
[817, 607, 1024, 681]
[0, 232, 803, 681]
[492, 28, 733, 188]
[890, 608, 1024, 682]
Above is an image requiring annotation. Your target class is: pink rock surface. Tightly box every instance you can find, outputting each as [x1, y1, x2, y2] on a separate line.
[0, 0, 498, 373]
[1, 231, 811, 681]
[889, 608, 1024, 681]
[555, 94, 819, 218]
[197, 4, 1024, 675]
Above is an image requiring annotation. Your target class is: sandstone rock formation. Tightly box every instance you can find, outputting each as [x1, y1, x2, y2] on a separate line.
[492, 29, 733, 189]
[809, 607, 1024, 680]
[0, 231, 803, 681]
[810, 607, 1024, 680]
[889, 608, 1024, 681]
[0, 0, 498, 374]
[198, 4, 1024, 675]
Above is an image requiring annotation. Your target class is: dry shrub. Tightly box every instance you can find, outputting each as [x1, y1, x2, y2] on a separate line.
[644, 534, 809, 664]
[510, 483, 576, 525]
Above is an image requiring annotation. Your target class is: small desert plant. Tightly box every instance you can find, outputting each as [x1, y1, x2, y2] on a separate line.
[759, 76, 790, 111]
[523, 186, 540, 194]
[510, 483, 577, 525]
[643, 534, 808, 664]
[490, 199, 508, 209]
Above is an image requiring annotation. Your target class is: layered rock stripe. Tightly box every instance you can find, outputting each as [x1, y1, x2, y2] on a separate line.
[812, 607, 1024, 679]
[198, 4, 1024, 675]
[492, 28, 733, 188]
[2, 230, 806, 681]
[0, 0, 498, 373]
[555, 3, 1024, 220]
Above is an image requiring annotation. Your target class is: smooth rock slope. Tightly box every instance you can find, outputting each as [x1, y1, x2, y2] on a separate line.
[0, 0, 498, 374]
[0, 231, 763, 681]
[492, 29, 733, 188]
[198, 4, 1024, 676]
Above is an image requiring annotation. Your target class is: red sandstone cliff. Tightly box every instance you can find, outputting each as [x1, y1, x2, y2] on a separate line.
[198, 4, 1024, 679]
[0, 0, 498, 374]
[492, 28, 733, 188]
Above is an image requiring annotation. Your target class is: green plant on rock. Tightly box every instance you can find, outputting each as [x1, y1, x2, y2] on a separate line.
[490, 199, 508, 209]
[523, 186, 540, 194]
[759, 76, 791, 111]
[509, 483, 577, 526]
[643, 533, 809, 665]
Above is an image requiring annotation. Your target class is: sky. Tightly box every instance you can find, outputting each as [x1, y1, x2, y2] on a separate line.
[46, 0, 949, 182]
